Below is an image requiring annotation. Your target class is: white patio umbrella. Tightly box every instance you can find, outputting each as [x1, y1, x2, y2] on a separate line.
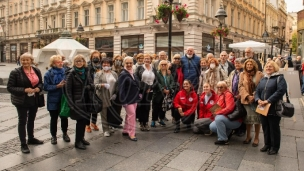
[229, 40, 271, 53]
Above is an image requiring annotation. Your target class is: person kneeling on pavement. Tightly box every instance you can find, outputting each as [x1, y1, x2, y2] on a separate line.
[173, 79, 198, 133]
[209, 81, 242, 145]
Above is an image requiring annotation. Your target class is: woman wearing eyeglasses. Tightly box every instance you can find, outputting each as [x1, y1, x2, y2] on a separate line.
[85, 50, 102, 133]
[151, 60, 175, 127]
[239, 59, 263, 147]
[44, 55, 70, 145]
[65, 55, 95, 149]
[204, 58, 227, 92]
[209, 81, 240, 145]
[118, 57, 141, 141]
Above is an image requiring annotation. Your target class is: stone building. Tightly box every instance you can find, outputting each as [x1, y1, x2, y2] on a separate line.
[0, 0, 282, 62]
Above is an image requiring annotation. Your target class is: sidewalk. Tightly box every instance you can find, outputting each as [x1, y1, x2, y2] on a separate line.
[0, 93, 303, 171]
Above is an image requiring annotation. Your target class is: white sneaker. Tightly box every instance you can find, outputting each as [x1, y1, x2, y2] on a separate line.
[104, 131, 110, 137]
[110, 128, 115, 133]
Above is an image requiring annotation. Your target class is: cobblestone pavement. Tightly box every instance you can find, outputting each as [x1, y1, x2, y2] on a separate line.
[0, 93, 303, 171]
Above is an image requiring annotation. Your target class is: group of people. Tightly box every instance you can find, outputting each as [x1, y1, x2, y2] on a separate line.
[7, 47, 287, 156]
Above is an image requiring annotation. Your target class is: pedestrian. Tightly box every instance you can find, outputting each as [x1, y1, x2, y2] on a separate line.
[7, 52, 44, 154]
[294, 56, 302, 88]
[17, 55, 21, 66]
[255, 61, 287, 155]
[239, 59, 264, 147]
[132, 53, 144, 72]
[181, 47, 201, 91]
[226, 58, 246, 137]
[153, 51, 170, 69]
[219, 51, 235, 76]
[85, 50, 102, 133]
[65, 54, 95, 150]
[203, 58, 227, 91]
[135, 54, 157, 131]
[173, 79, 198, 133]
[95, 57, 118, 137]
[43, 55, 70, 145]
[199, 82, 218, 121]
[151, 60, 174, 127]
[101, 52, 107, 59]
[228, 52, 236, 64]
[118, 57, 141, 141]
[209, 81, 241, 145]
[197, 58, 209, 95]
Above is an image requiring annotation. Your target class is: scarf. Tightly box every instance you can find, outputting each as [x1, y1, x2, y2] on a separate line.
[232, 69, 242, 96]
[245, 69, 256, 95]
[74, 67, 86, 80]
[176, 67, 184, 90]
[124, 67, 134, 79]
[52, 67, 65, 84]
[209, 67, 218, 90]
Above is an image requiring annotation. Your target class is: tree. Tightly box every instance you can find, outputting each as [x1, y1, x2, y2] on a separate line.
[292, 32, 297, 53]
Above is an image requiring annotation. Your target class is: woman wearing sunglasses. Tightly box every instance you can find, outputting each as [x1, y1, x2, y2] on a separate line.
[209, 81, 241, 145]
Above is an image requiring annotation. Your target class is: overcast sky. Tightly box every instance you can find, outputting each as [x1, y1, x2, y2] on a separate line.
[286, 0, 303, 12]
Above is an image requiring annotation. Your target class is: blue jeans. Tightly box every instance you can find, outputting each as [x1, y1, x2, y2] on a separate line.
[209, 115, 241, 141]
[301, 76, 304, 93]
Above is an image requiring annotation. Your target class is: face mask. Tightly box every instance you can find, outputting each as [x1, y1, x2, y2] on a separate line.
[115, 60, 122, 66]
[186, 54, 193, 58]
[210, 64, 215, 69]
[229, 56, 234, 59]
[92, 58, 100, 63]
[103, 66, 111, 71]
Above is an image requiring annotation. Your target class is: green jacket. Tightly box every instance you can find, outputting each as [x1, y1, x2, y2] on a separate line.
[152, 70, 175, 103]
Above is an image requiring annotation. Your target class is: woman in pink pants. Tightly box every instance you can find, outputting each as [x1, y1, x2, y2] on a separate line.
[118, 57, 141, 141]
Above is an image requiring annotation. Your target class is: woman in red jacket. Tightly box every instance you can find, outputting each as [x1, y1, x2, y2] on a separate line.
[209, 81, 241, 145]
[199, 83, 219, 120]
[173, 79, 198, 133]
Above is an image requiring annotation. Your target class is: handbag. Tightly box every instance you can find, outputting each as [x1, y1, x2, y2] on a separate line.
[275, 90, 294, 118]
[227, 99, 247, 121]
[88, 89, 103, 113]
[36, 92, 45, 108]
[162, 93, 173, 112]
[59, 94, 70, 117]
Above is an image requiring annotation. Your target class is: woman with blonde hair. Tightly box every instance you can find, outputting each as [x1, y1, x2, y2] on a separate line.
[7, 53, 44, 153]
[44, 55, 70, 145]
[151, 60, 174, 127]
[239, 59, 264, 147]
[65, 54, 95, 149]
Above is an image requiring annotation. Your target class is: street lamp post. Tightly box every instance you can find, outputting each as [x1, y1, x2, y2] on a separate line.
[215, 4, 227, 53]
[76, 23, 84, 39]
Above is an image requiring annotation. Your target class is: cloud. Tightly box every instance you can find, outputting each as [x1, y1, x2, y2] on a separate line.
[287, 0, 303, 12]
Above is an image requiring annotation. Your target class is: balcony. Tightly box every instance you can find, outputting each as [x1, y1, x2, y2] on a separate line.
[37, 28, 65, 37]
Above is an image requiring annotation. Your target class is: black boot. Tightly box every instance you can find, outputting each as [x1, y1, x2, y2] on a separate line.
[51, 136, 57, 145]
[63, 133, 70, 142]
[75, 141, 86, 150]
[21, 144, 30, 153]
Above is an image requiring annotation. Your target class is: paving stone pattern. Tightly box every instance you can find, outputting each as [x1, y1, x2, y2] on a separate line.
[0, 94, 304, 171]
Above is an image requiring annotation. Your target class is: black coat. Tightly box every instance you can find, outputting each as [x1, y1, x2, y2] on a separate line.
[220, 61, 235, 76]
[118, 69, 140, 105]
[255, 73, 287, 116]
[135, 65, 158, 93]
[7, 66, 43, 107]
[64, 67, 95, 120]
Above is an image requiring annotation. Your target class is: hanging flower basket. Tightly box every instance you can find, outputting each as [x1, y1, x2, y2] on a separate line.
[154, 4, 172, 24]
[211, 27, 230, 38]
[172, 4, 189, 22]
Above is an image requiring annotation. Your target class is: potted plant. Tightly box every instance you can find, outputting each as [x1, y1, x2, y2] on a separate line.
[172, 4, 189, 22]
[211, 27, 230, 38]
[154, 4, 172, 24]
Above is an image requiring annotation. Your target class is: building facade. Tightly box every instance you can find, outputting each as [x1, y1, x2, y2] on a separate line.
[0, 0, 283, 62]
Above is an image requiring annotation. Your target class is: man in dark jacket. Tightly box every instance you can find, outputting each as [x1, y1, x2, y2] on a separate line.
[294, 56, 302, 86]
[219, 51, 235, 76]
[244, 47, 263, 71]
[181, 47, 201, 91]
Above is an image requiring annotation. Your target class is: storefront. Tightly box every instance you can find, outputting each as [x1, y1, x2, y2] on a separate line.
[223, 38, 233, 52]
[95, 37, 114, 57]
[20, 43, 28, 55]
[155, 32, 184, 59]
[202, 33, 215, 57]
[10, 44, 17, 62]
[121, 35, 144, 56]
